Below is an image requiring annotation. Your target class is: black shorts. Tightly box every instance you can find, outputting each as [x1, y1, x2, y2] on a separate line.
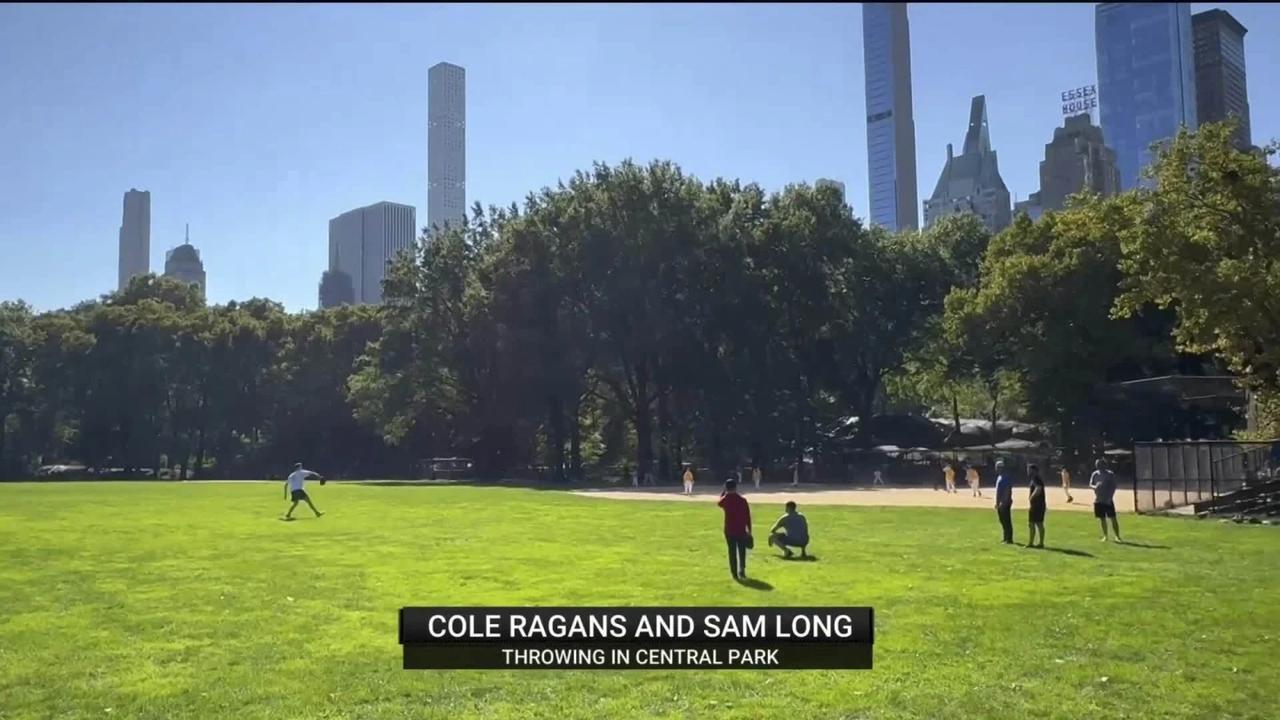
[1093, 502, 1116, 519]
[290, 489, 310, 502]
[1029, 505, 1046, 523]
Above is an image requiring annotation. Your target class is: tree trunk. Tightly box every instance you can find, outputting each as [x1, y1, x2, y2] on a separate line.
[951, 393, 962, 435]
[547, 394, 566, 483]
[634, 362, 652, 486]
[569, 393, 583, 483]
[657, 389, 671, 484]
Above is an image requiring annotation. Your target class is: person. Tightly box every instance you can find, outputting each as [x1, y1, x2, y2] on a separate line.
[943, 462, 957, 494]
[768, 501, 810, 558]
[994, 460, 1013, 544]
[718, 478, 753, 580]
[1089, 458, 1123, 542]
[1027, 464, 1046, 548]
[791, 464, 800, 487]
[967, 463, 982, 497]
[752, 465, 762, 490]
[1060, 464, 1075, 503]
[283, 462, 324, 520]
[873, 468, 886, 486]
[682, 464, 695, 496]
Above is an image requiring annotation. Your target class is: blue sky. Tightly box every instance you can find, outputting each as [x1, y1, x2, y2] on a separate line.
[1, 3, 1276, 312]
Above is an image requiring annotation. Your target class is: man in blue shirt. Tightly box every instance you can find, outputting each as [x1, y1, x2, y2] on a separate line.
[994, 460, 1014, 544]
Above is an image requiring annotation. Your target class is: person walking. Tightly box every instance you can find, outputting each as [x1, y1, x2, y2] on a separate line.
[1060, 464, 1075, 504]
[718, 479, 754, 581]
[1089, 458, 1123, 542]
[967, 462, 982, 497]
[944, 462, 957, 494]
[682, 464, 695, 496]
[1027, 464, 1047, 548]
[752, 465, 762, 490]
[994, 460, 1014, 544]
[873, 468, 886, 486]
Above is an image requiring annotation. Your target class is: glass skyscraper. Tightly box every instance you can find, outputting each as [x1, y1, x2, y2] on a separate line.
[1095, 2, 1198, 190]
[862, 3, 918, 231]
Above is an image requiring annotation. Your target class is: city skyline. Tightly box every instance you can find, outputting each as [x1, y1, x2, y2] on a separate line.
[2, 3, 1276, 312]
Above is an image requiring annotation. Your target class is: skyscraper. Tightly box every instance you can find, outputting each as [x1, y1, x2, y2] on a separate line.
[1095, 2, 1197, 190]
[428, 62, 466, 232]
[1192, 9, 1250, 149]
[862, 3, 918, 232]
[328, 202, 416, 306]
[923, 96, 1011, 233]
[1014, 114, 1121, 221]
[163, 224, 207, 298]
[117, 189, 150, 291]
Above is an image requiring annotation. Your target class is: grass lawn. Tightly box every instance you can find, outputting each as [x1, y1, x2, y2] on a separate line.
[1, 482, 1277, 720]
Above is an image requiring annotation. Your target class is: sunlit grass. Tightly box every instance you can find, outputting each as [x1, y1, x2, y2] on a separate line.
[0, 482, 1277, 719]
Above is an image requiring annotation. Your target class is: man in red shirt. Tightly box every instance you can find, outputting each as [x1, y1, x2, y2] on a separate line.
[717, 478, 753, 580]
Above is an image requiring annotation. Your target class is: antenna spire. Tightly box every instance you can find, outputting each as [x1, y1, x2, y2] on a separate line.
[185, 223, 190, 244]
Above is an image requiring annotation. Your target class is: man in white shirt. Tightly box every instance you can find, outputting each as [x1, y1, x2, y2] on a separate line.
[283, 463, 324, 520]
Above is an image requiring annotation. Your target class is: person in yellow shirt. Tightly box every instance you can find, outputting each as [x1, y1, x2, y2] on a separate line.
[943, 462, 957, 494]
[682, 465, 695, 496]
[1060, 465, 1074, 503]
[967, 463, 982, 497]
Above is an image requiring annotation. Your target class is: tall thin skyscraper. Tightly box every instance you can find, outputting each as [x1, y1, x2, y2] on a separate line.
[1095, 2, 1197, 190]
[117, 189, 151, 291]
[1192, 9, 1251, 149]
[862, 3, 918, 232]
[428, 62, 466, 232]
[328, 201, 416, 306]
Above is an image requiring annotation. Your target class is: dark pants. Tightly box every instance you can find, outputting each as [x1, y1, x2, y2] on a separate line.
[997, 504, 1014, 543]
[726, 535, 749, 578]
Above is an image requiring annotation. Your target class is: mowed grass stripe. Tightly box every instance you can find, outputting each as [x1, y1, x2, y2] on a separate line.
[0, 483, 1276, 720]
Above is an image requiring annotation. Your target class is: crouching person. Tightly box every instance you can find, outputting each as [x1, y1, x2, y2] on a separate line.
[768, 501, 810, 558]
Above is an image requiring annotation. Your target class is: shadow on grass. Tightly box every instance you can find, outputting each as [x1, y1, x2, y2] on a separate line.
[1117, 540, 1171, 550]
[1039, 546, 1095, 558]
[736, 577, 774, 591]
[778, 554, 820, 562]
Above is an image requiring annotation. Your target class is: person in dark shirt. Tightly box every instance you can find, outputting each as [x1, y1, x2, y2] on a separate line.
[1027, 464, 1046, 549]
[994, 460, 1014, 544]
[717, 478, 753, 580]
[768, 501, 810, 558]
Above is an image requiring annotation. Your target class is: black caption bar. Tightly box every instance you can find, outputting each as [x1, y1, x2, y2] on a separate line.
[399, 607, 873, 670]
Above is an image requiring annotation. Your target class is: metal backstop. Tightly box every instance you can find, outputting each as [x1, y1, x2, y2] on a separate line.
[1132, 440, 1280, 513]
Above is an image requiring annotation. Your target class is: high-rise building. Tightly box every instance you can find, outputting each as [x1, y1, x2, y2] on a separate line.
[163, 224, 207, 298]
[1015, 114, 1122, 220]
[117, 189, 151, 291]
[318, 270, 355, 309]
[816, 178, 847, 203]
[428, 62, 466, 232]
[862, 3, 918, 231]
[328, 201, 416, 306]
[1095, 2, 1197, 190]
[1192, 9, 1250, 149]
[923, 96, 1011, 234]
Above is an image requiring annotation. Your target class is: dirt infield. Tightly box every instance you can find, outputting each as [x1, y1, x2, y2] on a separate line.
[571, 484, 1132, 513]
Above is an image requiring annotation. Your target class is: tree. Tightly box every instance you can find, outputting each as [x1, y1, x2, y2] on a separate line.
[1114, 120, 1280, 424]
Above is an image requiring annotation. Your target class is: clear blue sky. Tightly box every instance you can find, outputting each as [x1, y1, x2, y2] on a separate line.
[2, 3, 1277, 312]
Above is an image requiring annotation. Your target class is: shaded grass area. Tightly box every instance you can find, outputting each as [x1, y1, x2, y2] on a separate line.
[0, 483, 1277, 719]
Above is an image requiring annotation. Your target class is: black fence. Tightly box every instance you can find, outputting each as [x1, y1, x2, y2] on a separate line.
[1133, 440, 1280, 513]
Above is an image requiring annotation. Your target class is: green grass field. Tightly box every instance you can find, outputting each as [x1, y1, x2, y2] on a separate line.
[1, 483, 1277, 720]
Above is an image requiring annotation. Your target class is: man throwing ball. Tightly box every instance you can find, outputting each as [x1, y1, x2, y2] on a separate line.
[283, 462, 325, 520]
